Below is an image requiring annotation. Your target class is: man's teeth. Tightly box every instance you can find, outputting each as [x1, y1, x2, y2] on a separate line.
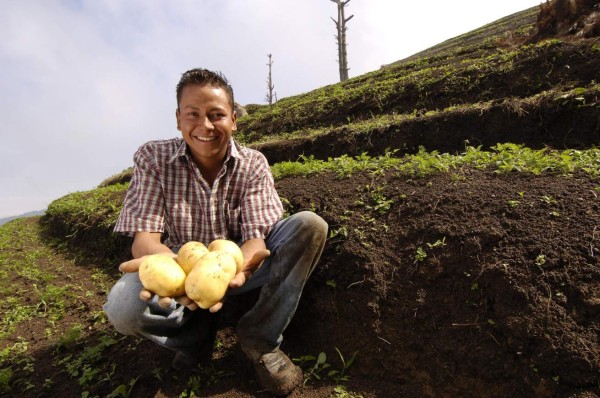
[194, 136, 217, 142]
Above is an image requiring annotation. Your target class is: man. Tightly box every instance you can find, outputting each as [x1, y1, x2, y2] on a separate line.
[103, 68, 328, 396]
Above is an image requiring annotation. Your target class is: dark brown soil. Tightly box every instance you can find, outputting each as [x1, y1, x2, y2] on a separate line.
[5, 165, 600, 398]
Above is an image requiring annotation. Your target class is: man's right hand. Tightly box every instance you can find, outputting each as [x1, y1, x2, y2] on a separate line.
[119, 254, 200, 310]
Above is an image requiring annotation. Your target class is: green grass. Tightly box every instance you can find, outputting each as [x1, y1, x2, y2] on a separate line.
[271, 144, 600, 180]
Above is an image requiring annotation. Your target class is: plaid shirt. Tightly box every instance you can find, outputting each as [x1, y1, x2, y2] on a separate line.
[114, 137, 283, 248]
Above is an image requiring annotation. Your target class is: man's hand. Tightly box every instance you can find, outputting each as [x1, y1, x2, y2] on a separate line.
[229, 248, 271, 288]
[119, 253, 198, 310]
[206, 247, 271, 313]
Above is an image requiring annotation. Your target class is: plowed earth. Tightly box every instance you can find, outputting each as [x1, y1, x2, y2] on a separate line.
[5, 165, 600, 398]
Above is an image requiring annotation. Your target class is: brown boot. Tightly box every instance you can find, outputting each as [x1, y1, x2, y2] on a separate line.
[250, 349, 303, 396]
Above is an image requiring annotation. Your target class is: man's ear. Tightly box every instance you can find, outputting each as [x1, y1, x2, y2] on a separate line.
[231, 111, 237, 131]
[175, 108, 181, 131]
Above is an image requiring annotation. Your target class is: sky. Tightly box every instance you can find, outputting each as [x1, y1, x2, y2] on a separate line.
[0, 0, 543, 219]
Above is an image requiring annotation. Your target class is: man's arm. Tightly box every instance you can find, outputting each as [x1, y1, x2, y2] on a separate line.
[119, 232, 176, 272]
[132, 232, 173, 259]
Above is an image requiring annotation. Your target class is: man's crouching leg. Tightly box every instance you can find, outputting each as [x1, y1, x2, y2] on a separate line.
[236, 211, 328, 395]
[103, 272, 215, 370]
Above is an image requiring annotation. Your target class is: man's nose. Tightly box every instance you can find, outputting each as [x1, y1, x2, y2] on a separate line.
[199, 116, 214, 130]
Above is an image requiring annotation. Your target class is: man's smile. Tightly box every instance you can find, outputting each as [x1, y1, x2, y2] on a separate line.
[193, 135, 218, 142]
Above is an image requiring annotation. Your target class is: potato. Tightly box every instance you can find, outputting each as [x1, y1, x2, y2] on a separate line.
[207, 239, 244, 273]
[177, 241, 209, 274]
[139, 254, 186, 297]
[185, 251, 238, 309]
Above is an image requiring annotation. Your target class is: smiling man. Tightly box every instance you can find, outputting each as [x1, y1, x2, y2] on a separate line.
[103, 68, 328, 396]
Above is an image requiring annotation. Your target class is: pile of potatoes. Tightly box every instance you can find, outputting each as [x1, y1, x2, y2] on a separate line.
[138, 240, 243, 309]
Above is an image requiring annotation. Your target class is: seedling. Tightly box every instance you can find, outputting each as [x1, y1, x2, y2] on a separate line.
[328, 348, 358, 383]
[414, 247, 427, 262]
[507, 200, 520, 208]
[415, 237, 447, 263]
[294, 348, 358, 385]
[329, 226, 349, 241]
[540, 195, 557, 205]
[535, 254, 546, 266]
[331, 385, 364, 398]
[426, 237, 446, 249]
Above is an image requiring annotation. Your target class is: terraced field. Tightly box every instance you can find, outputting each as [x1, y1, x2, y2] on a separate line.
[2, 5, 599, 398]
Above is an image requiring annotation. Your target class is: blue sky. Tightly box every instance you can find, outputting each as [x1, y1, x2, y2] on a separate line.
[0, 0, 542, 218]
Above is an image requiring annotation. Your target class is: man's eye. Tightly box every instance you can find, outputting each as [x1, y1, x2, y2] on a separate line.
[187, 112, 198, 118]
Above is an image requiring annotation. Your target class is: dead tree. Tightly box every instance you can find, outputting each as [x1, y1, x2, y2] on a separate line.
[265, 53, 277, 105]
[331, 0, 353, 82]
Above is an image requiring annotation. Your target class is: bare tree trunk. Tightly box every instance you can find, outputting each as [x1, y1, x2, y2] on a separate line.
[331, 0, 353, 82]
[265, 53, 277, 105]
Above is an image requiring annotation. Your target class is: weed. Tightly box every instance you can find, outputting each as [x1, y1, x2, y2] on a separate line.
[178, 364, 235, 397]
[55, 324, 84, 351]
[329, 226, 349, 241]
[507, 200, 520, 208]
[331, 385, 364, 398]
[535, 254, 546, 266]
[294, 348, 358, 385]
[328, 348, 358, 383]
[54, 332, 121, 390]
[415, 237, 447, 263]
[427, 237, 447, 249]
[414, 247, 428, 262]
[105, 376, 139, 398]
[540, 195, 557, 205]
[365, 185, 394, 214]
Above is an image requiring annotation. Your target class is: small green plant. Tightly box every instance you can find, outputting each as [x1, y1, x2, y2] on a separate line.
[105, 376, 139, 398]
[535, 254, 546, 266]
[415, 237, 446, 263]
[55, 324, 83, 351]
[507, 199, 520, 208]
[329, 226, 349, 241]
[294, 348, 358, 385]
[414, 247, 427, 262]
[331, 385, 364, 398]
[426, 237, 446, 249]
[328, 348, 358, 383]
[0, 367, 12, 394]
[540, 195, 557, 205]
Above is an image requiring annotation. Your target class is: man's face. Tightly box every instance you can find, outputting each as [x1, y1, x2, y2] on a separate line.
[176, 84, 237, 168]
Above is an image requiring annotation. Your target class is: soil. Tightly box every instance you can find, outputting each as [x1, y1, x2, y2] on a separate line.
[5, 165, 600, 398]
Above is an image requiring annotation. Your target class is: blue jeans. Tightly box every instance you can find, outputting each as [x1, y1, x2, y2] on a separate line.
[103, 211, 328, 356]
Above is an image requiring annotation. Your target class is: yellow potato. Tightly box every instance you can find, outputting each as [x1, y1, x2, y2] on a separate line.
[207, 239, 244, 273]
[138, 254, 186, 297]
[185, 251, 237, 309]
[177, 241, 209, 274]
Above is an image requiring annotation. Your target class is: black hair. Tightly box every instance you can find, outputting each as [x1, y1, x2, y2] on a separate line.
[176, 68, 235, 111]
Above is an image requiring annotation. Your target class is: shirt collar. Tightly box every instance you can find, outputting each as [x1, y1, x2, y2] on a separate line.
[169, 137, 241, 164]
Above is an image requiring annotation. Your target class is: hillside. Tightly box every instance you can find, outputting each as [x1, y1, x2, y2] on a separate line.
[2, 4, 600, 398]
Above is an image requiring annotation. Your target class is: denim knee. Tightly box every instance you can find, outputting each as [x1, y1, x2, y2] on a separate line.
[103, 273, 147, 336]
[292, 211, 328, 241]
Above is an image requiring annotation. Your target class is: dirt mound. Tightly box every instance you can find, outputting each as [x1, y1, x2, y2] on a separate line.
[530, 0, 600, 40]
[274, 168, 600, 397]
